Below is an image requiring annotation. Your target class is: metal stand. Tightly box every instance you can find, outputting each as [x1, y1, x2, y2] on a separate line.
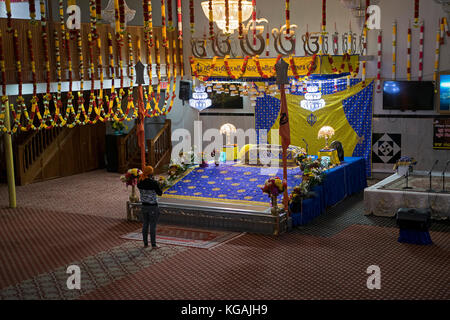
[441, 160, 450, 193]
[427, 172, 435, 193]
[403, 171, 412, 189]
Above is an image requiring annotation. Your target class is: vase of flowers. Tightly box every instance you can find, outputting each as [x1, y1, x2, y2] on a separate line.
[120, 168, 142, 202]
[261, 177, 286, 216]
[112, 120, 128, 135]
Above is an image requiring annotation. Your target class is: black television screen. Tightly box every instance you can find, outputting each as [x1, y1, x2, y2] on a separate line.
[209, 92, 244, 109]
[383, 81, 435, 110]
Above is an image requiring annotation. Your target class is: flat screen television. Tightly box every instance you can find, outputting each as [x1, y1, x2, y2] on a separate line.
[209, 92, 244, 109]
[383, 81, 435, 111]
[438, 72, 450, 114]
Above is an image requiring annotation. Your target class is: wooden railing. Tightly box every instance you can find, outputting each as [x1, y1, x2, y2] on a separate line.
[117, 125, 139, 173]
[148, 119, 172, 174]
[16, 127, 64, 184]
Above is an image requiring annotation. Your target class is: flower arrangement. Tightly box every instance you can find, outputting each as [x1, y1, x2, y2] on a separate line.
[120, 168, 142, 187]
[199, 152, 209, 168]
[261, 177, 286, 197]
[294, 148, 308, 166]
[156, 176, 170, 189]
[112, 120, 128, 133]
[393, 156, 417, 175]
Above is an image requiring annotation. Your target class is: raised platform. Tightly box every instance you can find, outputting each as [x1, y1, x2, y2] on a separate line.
[364, 171, 450, 219]
[127, 157, 368, 234]
[127, 199, 288, 235]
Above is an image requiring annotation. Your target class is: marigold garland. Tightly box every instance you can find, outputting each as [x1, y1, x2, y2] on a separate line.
[238, 0, 243, 39]
[189, 0, 195, 34]
[0, 30, 8, 133]
[28, 0, 36, 23]
[5, 0, 12, 32]
[223, 55, 249, 79]
[252, 0, 257, 46]
[167, 0, 174, 31]
[177, 0, 183, 40]
[225, 0, 230, 34]
[286, 0, 290, 37]
[253, 54, 282, 79]
[208, 0, 214, 40]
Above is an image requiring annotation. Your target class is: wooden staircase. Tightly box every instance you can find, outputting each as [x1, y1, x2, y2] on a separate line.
[14, 123, 106, 186]
[117, 119, 172, 174]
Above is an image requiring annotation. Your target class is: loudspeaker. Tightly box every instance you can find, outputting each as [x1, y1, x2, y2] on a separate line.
[396, 208, 431, 231]
[179, 80, 192, 102]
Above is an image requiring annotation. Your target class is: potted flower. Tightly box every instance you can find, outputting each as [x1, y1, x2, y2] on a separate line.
[120, 168, 142, 202]
[261, 177, 287, 216]
[211, 149, 220, 166]
[112, 120, 128, 135]
[199, 152, 209, 168]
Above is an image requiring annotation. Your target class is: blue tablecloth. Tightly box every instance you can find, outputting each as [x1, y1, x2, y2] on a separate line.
[291, 157, 367, 226]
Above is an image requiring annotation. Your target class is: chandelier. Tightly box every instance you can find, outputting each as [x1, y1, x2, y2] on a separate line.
[189, 85, 212, 111]
[201, 0, 253, 34]
[340, 0, 380, 29]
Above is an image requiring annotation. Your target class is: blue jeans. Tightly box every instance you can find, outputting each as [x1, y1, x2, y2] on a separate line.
[141, 205, 160, 247]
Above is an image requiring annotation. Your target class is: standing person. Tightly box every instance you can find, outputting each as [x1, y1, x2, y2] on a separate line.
[137, 166, 163, 249]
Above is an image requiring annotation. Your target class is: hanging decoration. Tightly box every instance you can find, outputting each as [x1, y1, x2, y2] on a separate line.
[321, 0, 326, 33]
[252, 0, 257, 46]
[266, 32, 270, 56]
[433, 28, 440, 83]
[392, 21, 397, 80]
[238, 0, 243, 38]
[5, 0, 12, 32]
[189, 85, 212, 111]
[286, 0, 290, 38]
[177, 0, 183, 40]
[167, 0, 174, 31]
[26, 30, 41, 131]
[225, 0, 230, 34]
[209, 0, 214, 40]
[376, 31, 382, 93]
[0, 30, 8, 133]
[407, 23, 412, 81]
[414, 0, 420, 27]
[418, 22, 424, 81]
[190, 0, 195, 34]
[28, 0, 36, 23]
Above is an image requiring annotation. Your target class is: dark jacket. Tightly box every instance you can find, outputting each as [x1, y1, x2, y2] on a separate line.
[137, 177, 163, 205]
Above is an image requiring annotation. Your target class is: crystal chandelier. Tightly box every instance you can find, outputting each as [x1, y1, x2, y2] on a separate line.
[340, 0, 380, 29]
[189, 85, 212, 111]
[201, 0, 253, 34]
[434, 0, 450, 19]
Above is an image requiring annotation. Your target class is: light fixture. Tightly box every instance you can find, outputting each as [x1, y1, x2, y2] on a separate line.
[102, 0, 136, 29]
[300, 84, 326, 112]
[434, 0, 450, 19]
[189, 85, 212, 111]
[340, 0, 380, 30]
[220, 123, 237, 145]
[318, 126, 336, 150]
[201, 0, 253, 34]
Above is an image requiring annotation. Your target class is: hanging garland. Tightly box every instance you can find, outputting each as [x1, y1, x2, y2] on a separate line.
[208, 0, 214, 40]
[11, 29, 25, 133]
[177, 0, 182, 40]
[96, 0, 102, 20]
[285, 0, 290, 37]
[28, 0, 36, 23]
[40, 0, 54, 130]
[190, 56, 218, 81]
[53, 29, 66, 128]
[75, 29, 87, 126]
[167, 0, 174, 31]
[225, 0, 230, 34]
[433, 28, 440, 83]
[223, 55, 250, 79]
[392, 21, 397, 80]
[418, 22, 424, 81]
[407, 23, 411, 81]
[189, 0, 195, 34]
[253, 54, 282, 79]
[26, 30, 43, 131]
[89, 0, 97, 36]
[289, 54, 317, 80]
[252, 0, 257, 46]
[5, 0, 12, 32]
[414, 0, 420, 27]
[322, 0, 326, 33]
[376, 31, 382, 92]
[238, 0, 243, 39]
[124, 32, 137, 120]
[0, 30, 8, 133]
[119, 0, 125, 37]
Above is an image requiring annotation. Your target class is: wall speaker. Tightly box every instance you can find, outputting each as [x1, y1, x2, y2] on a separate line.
[179, 80, 192, 102]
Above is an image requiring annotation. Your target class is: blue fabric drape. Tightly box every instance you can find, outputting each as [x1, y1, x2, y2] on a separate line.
[290, 157, 367, 226]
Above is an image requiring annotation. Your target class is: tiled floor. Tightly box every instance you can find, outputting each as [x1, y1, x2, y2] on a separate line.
[0, 170, 449, 300]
